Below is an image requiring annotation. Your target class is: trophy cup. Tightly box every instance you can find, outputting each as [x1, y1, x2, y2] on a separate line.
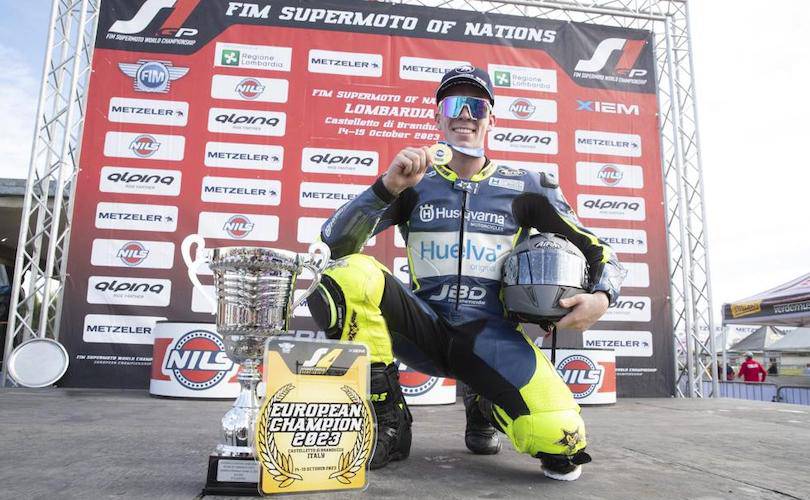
[181, 234, 330, 495]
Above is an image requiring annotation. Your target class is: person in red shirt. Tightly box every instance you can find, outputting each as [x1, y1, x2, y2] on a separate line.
[738, 352, 767, 382]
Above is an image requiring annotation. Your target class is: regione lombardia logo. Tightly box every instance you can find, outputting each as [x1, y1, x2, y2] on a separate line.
[164, 330, 233, 390]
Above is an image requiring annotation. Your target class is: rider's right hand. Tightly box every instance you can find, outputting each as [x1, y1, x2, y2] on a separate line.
[381, 146, 432, 196]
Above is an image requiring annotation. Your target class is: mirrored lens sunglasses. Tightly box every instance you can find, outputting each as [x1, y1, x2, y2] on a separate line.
[438, 96, 492, 120]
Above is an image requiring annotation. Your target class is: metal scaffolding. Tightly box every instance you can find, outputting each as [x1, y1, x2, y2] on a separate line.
[2, 0, 100, 385]
[3, 0, 717, 396]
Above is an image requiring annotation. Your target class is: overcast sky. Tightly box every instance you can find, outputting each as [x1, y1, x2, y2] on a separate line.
[0, 0, 807, 325]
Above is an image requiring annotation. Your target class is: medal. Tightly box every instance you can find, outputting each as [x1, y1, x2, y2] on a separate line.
[429, 143, 453, 166]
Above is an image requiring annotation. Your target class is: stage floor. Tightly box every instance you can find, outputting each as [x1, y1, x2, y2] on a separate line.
[0, 389, 807, 499]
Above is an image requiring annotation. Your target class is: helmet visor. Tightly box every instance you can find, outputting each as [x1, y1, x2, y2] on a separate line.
[438, 96, 492, 120]
[503, 249, 588, 289]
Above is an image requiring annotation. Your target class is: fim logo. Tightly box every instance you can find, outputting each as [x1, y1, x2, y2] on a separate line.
[129, 134, 161, 158]
[221, 49, 240, 66]
[165, 330, 233, 390]
[117, 241, 149, 266]
[118, 60, 189, 93]
[556, 355, 603, 399]
[235, 77, 265, 99]
[223, 214, 254, 239]
[493, 70, 511, 87]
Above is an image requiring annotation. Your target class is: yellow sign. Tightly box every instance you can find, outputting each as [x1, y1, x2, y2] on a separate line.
[256, 339, 374, 495]
[730, 300, 762, 318]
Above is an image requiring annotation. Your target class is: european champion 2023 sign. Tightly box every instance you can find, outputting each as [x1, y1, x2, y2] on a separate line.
[60, 0, 673, 397]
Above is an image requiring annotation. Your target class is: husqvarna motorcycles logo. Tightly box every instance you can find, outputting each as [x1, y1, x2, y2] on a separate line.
[419, 203, 435, 222]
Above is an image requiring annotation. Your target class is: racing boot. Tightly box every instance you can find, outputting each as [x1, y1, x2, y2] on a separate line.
[462, 384, 501, 455]
[369, 363, 412, 469]
[536, 450, 592, 481]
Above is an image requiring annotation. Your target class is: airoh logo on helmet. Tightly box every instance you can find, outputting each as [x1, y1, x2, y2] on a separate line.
[454, 65, 475, 73]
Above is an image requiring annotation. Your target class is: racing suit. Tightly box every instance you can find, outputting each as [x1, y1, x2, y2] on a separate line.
[311, 160, 625, 459]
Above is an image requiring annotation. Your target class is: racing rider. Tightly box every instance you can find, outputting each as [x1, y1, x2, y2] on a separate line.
[307, 66, 625, 480]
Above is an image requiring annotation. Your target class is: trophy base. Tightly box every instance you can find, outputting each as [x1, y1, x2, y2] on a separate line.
[203, 453, 260, 496]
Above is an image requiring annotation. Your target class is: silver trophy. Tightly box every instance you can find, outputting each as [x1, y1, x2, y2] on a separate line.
[181, 234, 330, 494]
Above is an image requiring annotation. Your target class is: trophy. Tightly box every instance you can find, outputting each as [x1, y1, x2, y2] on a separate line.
[181, 234, 330, 495]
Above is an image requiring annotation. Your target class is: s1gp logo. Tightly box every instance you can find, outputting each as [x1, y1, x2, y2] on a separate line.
[575, 38, 648, 78]
[109, 0, 200, 38]
[165, 330, 233, 390]
[428, 284, 486, 302]
[117, 242, 149, 266]
[301, 348, 343, 369]
[556, 355, 602, 398]
[129, 134, 160, 157]
[118, 60, 189, 93]
[223, 214, 254, 239]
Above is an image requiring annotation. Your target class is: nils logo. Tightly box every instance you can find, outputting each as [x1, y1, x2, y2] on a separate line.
[398, 362, 439, 397]
[509, 98, 536, 119]
[223, 214, 254, 238]
[598, 165, 623, 186]
[235, 77, 265, 99]
[129, 135, 160, 158]
[556, 355, 603, 399]
[164, 330, 233, 390]
[117, 241, 149, 266]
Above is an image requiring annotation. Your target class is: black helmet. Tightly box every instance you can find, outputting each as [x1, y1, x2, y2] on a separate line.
[502, 233, 589, 323]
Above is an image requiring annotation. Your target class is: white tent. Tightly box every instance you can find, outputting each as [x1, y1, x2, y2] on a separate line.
[767, 327, 810, 352]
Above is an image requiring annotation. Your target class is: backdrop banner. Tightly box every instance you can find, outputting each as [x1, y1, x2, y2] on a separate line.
[60, 0, 672, 396]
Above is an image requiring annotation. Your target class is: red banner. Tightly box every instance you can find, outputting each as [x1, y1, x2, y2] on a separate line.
[60, 0, 672, 396]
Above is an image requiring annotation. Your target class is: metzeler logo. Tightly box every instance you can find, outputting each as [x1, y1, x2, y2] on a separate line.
[117, 242, 149, 266]
[204, 142, 283, 171]
[129, 134, 160, 157]
[308, 49, 382, 77]
[83, 314, 166, 345]
[95, 202, 178, 232]
[118, 60, 189, 93]
[108, 0, 201, 38]
[165, 330, 233, 390]
[574, 38, 647, 79]
[223, 214, 254, 239]
[576, 100, 639, 115]
[108, 97, 188, 126]
[556, 355, 603, 398]
[583, 330, 653, 357]
[299, 183, 365, 209]
[201, 177, 280, 206]
[575, 130, 641, 158]
[399, 57, 470, 82]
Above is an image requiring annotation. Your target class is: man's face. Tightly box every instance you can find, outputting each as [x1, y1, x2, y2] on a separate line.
[435, 84, 495, 151]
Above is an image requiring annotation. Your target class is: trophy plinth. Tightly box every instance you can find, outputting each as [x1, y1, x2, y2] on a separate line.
[182, 236, 330, 496]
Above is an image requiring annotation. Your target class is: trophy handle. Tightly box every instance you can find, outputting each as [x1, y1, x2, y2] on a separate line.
[181, 234, 216, 313]
[292, 242, 331, 313]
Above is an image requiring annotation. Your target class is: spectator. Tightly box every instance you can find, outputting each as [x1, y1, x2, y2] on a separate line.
[767, 360, 778, 375]
[725, 363, 735, 381]
[737, 352, 767, 382]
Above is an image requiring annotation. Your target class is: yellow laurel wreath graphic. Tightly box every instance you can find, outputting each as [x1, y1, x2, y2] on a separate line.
[256, 383, 303, 489]
[328, 385, 373, 485]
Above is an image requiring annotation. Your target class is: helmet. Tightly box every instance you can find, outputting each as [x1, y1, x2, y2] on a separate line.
[502, 233, 589, 323]
[744, 351, 753, 358]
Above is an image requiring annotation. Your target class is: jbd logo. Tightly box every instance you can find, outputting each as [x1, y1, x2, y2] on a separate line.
[235, 77, 265, 99]
[118, 60, 188, 93]
[129, 134, 160, 158]
[419, 203, 435, 222]
[556, 355, 602, 398]
[223, 214, 254, 239]
[165, 330, 233, 390]
[117, 241, 149, 266]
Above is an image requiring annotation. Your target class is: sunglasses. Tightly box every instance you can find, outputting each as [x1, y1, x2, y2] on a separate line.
[438, 96, 492, 120]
